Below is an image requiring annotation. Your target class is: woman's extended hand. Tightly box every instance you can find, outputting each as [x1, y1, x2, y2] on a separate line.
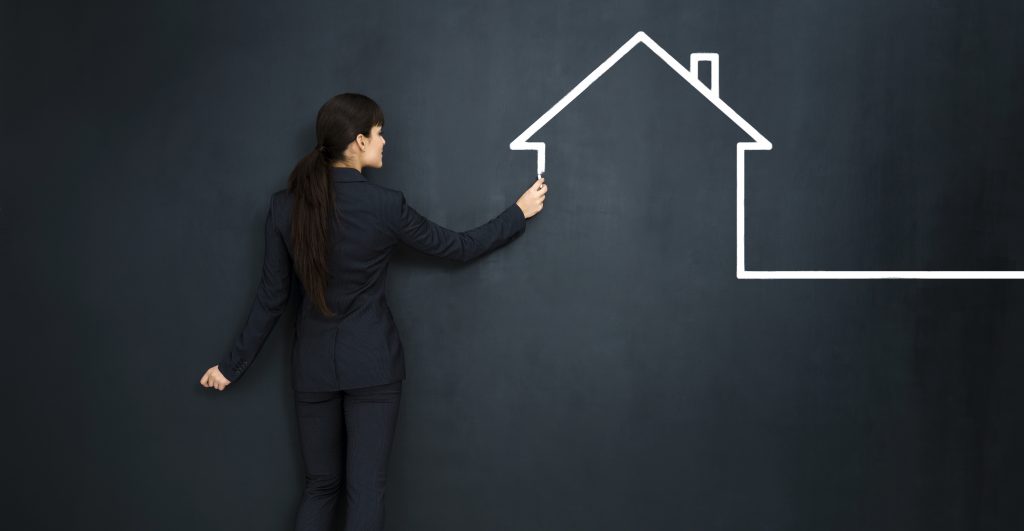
[516, 176, 547, 219]
[200, 365, 233, 391]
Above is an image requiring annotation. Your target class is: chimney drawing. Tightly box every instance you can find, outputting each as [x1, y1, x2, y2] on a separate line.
[689, 53, 719, 98]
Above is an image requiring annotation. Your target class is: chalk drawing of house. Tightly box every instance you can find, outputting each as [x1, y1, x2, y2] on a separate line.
[511, 30, 1022, 280]
[509, 30, 770, 279]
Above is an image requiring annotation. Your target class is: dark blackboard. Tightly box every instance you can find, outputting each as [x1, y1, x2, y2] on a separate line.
[3, 0, 1023, 530]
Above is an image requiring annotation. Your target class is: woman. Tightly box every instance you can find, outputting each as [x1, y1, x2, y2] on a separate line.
[198, 93, 547, 531]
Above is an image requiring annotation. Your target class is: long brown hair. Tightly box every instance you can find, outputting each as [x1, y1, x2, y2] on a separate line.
[287, 93, 385, 317]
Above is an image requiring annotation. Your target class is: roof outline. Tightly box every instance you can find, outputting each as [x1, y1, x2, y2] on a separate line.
[511, 30, 1024, 279]
[509, 31, 771, 177]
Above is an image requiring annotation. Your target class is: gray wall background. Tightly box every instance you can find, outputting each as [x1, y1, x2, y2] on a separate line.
[3, 0, 1023, 529]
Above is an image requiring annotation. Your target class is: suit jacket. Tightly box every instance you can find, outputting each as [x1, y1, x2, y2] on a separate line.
[217, 166, 527, 391]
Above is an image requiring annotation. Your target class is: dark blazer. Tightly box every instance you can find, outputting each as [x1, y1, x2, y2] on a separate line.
[217, 166, 527, 391]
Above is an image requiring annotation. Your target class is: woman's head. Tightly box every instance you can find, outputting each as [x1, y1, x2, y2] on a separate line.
[287, 93, 385, 318]
[316, 93, 386, 171]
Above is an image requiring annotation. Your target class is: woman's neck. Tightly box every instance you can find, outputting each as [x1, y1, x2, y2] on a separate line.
[331, 162, 362, 173]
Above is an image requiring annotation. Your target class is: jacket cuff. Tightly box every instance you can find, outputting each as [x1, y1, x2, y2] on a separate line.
[216, 356, 242, 383]
[504, 202, 526, 233]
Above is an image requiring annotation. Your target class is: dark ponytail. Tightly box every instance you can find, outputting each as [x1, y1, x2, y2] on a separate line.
[287, 93, 385, 317]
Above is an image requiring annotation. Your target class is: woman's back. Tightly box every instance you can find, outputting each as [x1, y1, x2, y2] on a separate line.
[223, 165, 527, 391]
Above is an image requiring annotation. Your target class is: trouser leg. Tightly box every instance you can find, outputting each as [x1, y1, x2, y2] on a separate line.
[294, 390, 344, 531]
[342, 380, 403, 531]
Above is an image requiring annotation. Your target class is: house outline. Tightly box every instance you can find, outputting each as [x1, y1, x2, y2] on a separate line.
[510, 30, 1024, 280]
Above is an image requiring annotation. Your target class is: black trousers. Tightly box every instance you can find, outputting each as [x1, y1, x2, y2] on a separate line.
[293, 380, 403, 531]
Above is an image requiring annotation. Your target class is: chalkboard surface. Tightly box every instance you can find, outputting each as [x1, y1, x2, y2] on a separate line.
[3, 1, 1023, 530]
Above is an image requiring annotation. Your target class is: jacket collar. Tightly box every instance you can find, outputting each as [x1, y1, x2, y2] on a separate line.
[329, 166, 368, 183]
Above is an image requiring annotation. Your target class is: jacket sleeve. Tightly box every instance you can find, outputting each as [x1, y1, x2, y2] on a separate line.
[390, 191, 526, 263]
[217, 195, 294, 383]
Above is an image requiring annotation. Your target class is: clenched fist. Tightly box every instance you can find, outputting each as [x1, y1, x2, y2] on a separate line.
[199, 365, 233, 391]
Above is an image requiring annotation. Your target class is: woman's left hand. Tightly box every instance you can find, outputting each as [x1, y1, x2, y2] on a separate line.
[200, 365, 233, 391]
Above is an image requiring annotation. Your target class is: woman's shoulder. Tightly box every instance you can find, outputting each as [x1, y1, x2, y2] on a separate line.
[366, 182, 402, 199]
[270, 188, 291, 211]
[270, 183, 403, 213]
